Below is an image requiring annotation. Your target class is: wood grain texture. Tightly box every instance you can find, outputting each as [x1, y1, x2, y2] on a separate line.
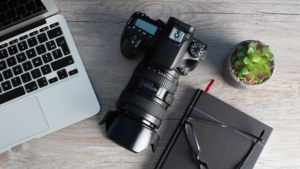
[1, 0, 300, 168]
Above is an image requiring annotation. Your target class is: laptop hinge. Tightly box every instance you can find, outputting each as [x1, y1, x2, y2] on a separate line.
[0, 19, 46, 42]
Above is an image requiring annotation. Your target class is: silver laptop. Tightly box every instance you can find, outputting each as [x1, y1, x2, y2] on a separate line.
[0, 0, 100, 154]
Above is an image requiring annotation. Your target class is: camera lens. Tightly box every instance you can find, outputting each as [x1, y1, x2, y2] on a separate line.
[116, 60, 180, 129]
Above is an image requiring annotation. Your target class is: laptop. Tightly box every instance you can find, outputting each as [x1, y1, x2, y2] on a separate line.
[0, 0, 100, 154]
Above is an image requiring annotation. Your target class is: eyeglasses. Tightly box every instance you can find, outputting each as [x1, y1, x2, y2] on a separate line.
[184, 116, 265, 169]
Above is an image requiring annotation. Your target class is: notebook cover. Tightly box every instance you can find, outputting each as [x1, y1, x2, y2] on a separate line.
[155, 89, 273, 169]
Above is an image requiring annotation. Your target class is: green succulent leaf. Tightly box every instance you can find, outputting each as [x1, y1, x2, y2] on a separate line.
[267, 60, 275, 69]
[255, 64, 265, 71]
[263, 67, 271, 78]
[248, 42, 256, 51]
[247, 47, 255, 58]
[241, 65, 249, 75]
[238, 70, 245, 79]
[259, 56, 268, 64]
[254, 69, 265, 82]
[244, 57, 251, 65]
[237, 45, 247, 55]
[261, 46, 269, 56]
[248, 64, 255, 72]
[266, 53, 274, 61]
[245, 72, 255, 82]
[237, 52, 245, 61]
[234, 60, 244, 68]
[252, 56, 261, 62]
[255, 48, 264, 56]
[254, 76, 263, 83]
[255, 41, 262, 49]
[232, 55, 237, 61]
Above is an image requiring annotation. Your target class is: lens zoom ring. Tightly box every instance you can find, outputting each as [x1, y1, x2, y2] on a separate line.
[134, 67, 178, 94]
[117, 90, 166, 120]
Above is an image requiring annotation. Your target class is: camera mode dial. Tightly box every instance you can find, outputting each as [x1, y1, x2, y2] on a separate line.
[189, 42, 206, 60]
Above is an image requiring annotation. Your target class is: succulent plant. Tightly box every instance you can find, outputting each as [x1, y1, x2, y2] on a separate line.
[232, 41, 275, 83]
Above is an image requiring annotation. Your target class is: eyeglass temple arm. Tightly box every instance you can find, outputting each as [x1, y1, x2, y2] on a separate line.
[238, 130, 265, 169]
[187, 117, 264, 142]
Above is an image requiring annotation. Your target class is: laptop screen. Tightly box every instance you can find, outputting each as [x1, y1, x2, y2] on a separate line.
[0, 0, 48, 32]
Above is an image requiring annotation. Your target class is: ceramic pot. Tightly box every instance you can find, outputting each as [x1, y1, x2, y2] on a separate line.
[222, 40, 275, 90]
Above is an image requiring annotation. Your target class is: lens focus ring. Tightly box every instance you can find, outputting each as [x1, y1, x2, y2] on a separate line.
[117, 89, 167, 121]
[133, 66, 178, 94]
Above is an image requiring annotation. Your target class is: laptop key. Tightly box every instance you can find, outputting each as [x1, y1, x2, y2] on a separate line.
[0, 61, 7, 71]
[56, 37, 70, 55]
[46, 40, 57, 51]
[57, 69, 68, 80]
[0, 86, 26, 105]
[0, 49, 8, 59]
[8, 0, 18, 9]
[26, 48, 37, 59]
[36, 44, 46, 55]
[26, 2, 35, 11]
[8, 45, 18, 55]
[50, 22, 59, 28]
[6, 10, 16, 20]
[32, 57, 43, 67]
[6, 57, 17, 67]
[29, 31, 38, 37]
[0, 14, 7, 23]
[3, 69, 13, 79]
[1, 81, 12, 91]
[16, 53, 27, 63]
[23, 12, 32, 18]
[11, 77, 22, 87]
[52, 49, 63, 59]
[25, 81, 38, 93]
[42, 53, 52, 63]
[0, 3, 8, 13]
[69, 69, 78, 76]
[16, 5, 26, 15]
[21, 72, 32, 83]
[37, 77, 48, 88]
[27, 37, 38, 47]
[12, 65, 23, 76]
[37, 33, 48, 43]
[0, 74, 3, 82]
[40, 26, 49, 32]
[17, 41, 28, 51]
[31, 68, 41, 79]
[41, 65, 51, 75]
[22, 61, 33, 71]
[0, 43, 8, 49]
[47, 27, 63, 39]
[19, 35, 28, 41]
[51, 56, 74, 71]
[48, 77, 58, 84]
[18, 0, 28, 5]
[9, 39, 18, 45]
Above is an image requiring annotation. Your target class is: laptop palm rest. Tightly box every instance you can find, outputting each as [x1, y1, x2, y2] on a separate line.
[0, 97, 49, 149]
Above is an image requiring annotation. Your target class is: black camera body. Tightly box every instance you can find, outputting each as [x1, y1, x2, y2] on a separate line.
[100, 12, 207, 153]
[121, 12, 207, 75]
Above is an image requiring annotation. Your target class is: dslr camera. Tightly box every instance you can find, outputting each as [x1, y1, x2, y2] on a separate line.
[100, 12, 207, 153]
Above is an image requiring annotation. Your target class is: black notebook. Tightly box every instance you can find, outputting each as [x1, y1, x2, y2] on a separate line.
[155, 89, 273, 169]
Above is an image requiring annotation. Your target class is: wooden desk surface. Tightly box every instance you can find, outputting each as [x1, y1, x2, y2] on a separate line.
[1, 0, 300, 168]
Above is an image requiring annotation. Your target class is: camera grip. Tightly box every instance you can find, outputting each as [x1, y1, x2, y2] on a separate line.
[120, 34, 139, 59]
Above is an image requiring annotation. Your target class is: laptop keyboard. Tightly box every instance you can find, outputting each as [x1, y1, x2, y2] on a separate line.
[0, 22, 78, 105]
[0, 0, 47, 30]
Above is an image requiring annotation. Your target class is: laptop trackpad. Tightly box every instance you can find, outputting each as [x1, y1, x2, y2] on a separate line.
[0, 97, 49, 149]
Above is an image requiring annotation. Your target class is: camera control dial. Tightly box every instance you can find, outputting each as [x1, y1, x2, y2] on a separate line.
[189, 42, 206, 60]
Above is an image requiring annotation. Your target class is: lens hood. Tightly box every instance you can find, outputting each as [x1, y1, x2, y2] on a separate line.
[99, 110, 160, 153]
